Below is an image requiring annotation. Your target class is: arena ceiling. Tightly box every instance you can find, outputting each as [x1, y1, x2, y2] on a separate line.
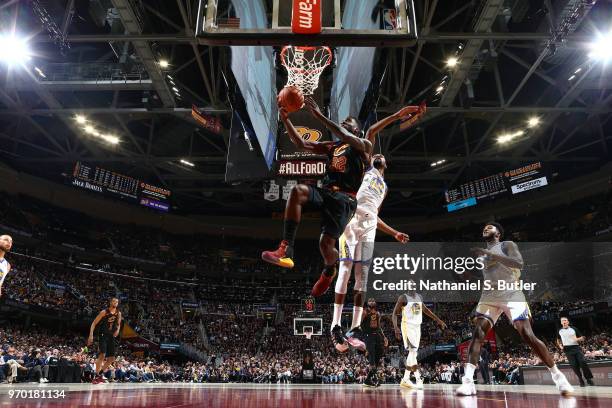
[0, 0, 611, 217]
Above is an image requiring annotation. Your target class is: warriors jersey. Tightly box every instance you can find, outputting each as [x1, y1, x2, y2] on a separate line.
[480, 241, 525, 302]
[0, 258, 9, 288]
[355, 167, 387, 216]
[401, 293, 423, 325]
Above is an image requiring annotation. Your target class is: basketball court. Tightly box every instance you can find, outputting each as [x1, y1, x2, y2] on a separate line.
[1, 383, 610, 407]
[1, 1, 611, 407]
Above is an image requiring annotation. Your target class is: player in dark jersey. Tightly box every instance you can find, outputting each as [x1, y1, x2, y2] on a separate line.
[87, 297, 122, 384]
[361, 298, 388, 387]
[262, 96, 372, 297]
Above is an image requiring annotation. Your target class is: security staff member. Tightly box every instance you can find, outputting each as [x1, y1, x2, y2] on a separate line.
[556, 317, 594, 387]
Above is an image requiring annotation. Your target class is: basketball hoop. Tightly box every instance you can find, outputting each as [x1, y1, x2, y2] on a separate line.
[280, 45, 332, 96]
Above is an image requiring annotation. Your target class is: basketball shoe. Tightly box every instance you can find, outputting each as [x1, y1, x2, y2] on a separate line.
[345, 327, 366, 351]
[552, 371, 574, 396]
[455, 377, 476, 396]
[261, 240, 294, 268]
[311, 266, 336, 297]
[331, 325, 349, 353]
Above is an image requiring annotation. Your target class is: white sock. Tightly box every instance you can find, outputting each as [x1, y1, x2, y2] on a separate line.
[332, 303, 343, 330]
[403, 370, 411, 381]
[464, 363, 476, 380]
[414, 370, 421, 380]
[548, 365, 561, 376]
[351, 306, 363, 328]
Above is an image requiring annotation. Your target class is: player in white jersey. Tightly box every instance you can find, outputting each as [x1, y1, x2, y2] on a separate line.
[0, 235, 13, 298]
[456, 222, 573, 396]
[392, 289, 446, 389]
[329, 103, 425, 352]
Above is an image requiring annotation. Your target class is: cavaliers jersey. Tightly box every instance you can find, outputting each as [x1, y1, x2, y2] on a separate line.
[99, 308, 120, 336]
[322, 142, 366, 194]
[402, 293, 423, 325]
[356, 167, 387, 215]
[361, 309, 381, 334]
[0, 258, 9, 288]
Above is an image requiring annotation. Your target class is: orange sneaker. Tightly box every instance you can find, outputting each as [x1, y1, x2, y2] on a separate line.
[261, 240, 294, 268]
[311, 269, 336, 297]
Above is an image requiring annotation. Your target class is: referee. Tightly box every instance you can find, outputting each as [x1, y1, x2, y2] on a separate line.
[556, 317, 594, 387]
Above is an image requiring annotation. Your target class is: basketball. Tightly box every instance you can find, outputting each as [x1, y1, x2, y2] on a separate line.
[278, 86, 304, 113]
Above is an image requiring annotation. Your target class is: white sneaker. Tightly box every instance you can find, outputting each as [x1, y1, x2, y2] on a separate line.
[456, 377, 477, 396]
[553, 372, 574, 396]
[414, 379, 424, 389]
[400, 377, 415, 388]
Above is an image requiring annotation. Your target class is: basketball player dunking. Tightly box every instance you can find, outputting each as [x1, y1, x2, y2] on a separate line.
[456, 222, 573, 396]
[0, 235, 13, 299]
[331, 104, 425, 352]
[88, 297, 122, 384]
[262, 97, 371, 297]
[392, 288, 446, 389]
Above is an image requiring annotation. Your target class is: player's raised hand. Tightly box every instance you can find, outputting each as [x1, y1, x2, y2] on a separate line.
[394, 231, 410, 244]
[278, 106, 289, 121]
[303, 96, 321, 114]
[397, 105, 420, 118]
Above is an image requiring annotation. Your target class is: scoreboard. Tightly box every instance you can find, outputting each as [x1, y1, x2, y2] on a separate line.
[445, 162, 548, 212]
[71, 162, 171, 212]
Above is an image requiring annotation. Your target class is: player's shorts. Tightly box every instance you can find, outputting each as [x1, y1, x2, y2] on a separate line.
[401, 322, 421, 351]
[365, 333, 384, 366]
[308, 186, 357, 239]
[338, 209, 377, 263]
[97, 334, 117, 357]
[474, 301, 531, 325]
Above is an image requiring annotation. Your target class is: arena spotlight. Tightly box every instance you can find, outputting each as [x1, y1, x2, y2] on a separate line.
[101, 134, 120, 144]
[589, 31, 612, 61]
[527, 117, 541, 128]
[0, 34, 32, 66]
[75, 115, 87, 125]
[180, 159, 195, 167]
[84, 125, 96, 134]
[446, 57, 459, 67]
[159, 59, 170, 68]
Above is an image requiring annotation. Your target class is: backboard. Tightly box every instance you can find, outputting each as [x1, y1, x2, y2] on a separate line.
[196, 0, 418, 47]
[294, 317, 323, 336]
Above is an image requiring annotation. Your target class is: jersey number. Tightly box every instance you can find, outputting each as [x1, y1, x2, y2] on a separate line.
[330, 156, 347, 172]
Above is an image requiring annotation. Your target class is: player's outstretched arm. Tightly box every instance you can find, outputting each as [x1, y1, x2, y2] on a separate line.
[423, 304, 447, 330]
[303, 97, 372, 154]
[377, 217, 409, 243]
[365, 103, 426, 145]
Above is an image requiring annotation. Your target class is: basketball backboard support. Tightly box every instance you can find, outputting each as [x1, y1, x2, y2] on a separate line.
[196, 0, 418, 47]
[294, 317, 323, 336]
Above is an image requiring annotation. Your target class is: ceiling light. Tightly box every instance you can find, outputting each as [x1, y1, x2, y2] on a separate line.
[102, 134, 120, 144]
[446, 57, 459, 67]
[527, 117, 541, 128]
[436, 85, 444, 93]
[159, 59, 169, 68]
[34, 66, 46, 78]
[180, 159, 195, 167]
[568, 75, 576, 81]
[497, 134, 513, 144]
[84, 125, 95, 134]
[167, 74, 173, 80]
[0, 34, 32, 66]
[75, 115, 87, 124]
[172, 87, 179, 92]
[588, 31, 612, 61]
[574, 68, 582, 74]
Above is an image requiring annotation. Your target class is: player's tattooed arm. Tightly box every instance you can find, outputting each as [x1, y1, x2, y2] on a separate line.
[377, 217, 409, 243]
[303, 97, 372, 154]
[365, 102, 426, 145]
[392, 294, 407, 340]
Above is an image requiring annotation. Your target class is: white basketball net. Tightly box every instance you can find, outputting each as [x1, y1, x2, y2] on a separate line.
[280, 46, 332, 96]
